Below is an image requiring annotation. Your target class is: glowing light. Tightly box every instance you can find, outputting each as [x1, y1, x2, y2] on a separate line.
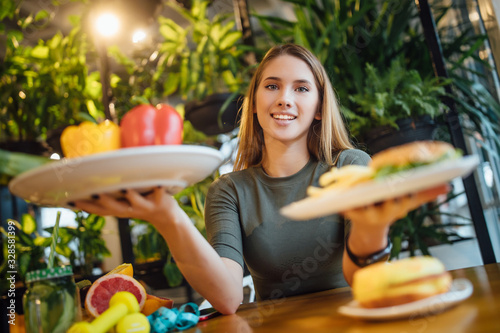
[50, 153, 61, 160]
[132, 29, 147, 43]
[95, 13, 120, 37]
[469, 12, 480, 22]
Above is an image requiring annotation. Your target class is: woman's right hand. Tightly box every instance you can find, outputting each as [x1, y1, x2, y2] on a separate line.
[73, 186, 184, 226]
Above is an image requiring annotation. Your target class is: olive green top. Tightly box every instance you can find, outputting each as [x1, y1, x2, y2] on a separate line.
[205, 149, 371, 300]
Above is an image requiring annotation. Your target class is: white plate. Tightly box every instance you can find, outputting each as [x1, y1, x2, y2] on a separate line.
[280, 155, 480, 220]
[8, 145, 225, 208]
[338, 278, 473, 321]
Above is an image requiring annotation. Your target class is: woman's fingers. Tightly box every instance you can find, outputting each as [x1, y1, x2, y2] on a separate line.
[122, 189, 156, 212]
[73, 190, 149, 218]
[73, 187, 175, 222]
[73, 193, 130, 217]
[342, 183, 451, 225]
[412, 184, 450, 207]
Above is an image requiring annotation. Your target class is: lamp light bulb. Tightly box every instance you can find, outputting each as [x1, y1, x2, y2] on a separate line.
[95, 13, 120, 37]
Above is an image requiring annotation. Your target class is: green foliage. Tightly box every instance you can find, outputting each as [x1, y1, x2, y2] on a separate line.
[0, 211, 110, 294]
[0, 5, 104, 143]
[174, 173, 216, 236]
[110, 0, 251, 110]
[131, 220, 168, 264]
[450, 77, 500, 154]
[254, 0, 419, 107]
[0, 214, 52, 295]
[254, 0, 499, 157]
[389, 191, 471, 258]
[345, 60, 450, 138]
[159, 0, 249, 102]
[45, 211, 111, 277]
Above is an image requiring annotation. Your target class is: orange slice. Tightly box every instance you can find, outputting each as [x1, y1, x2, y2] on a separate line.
[141, 294, 174, 316]
[105, 263, 134, 277]
[85, 274, 146, 317]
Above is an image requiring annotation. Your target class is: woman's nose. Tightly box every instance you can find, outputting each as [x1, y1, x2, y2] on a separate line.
[276, 92, 292, 108]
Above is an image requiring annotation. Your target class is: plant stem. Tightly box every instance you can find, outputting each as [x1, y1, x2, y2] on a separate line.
[48, 211, 61, 269]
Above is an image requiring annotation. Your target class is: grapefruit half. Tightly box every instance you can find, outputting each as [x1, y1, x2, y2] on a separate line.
[85, 273, 146, 317]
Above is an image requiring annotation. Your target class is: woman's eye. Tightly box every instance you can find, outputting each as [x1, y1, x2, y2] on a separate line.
[265, 84, 278, 90]
[296, 86, 309, 92]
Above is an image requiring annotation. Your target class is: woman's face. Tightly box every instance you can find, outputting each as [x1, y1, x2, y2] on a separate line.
[255, 55, 321, 148]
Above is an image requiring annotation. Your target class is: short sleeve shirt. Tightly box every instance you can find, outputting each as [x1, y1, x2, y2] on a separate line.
[205, 149, 371, 300]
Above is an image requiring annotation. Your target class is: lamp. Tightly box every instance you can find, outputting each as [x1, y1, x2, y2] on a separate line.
[91, 10, 121, 122]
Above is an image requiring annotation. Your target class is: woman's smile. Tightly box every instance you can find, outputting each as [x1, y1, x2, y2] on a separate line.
[271, 112, 297, 122]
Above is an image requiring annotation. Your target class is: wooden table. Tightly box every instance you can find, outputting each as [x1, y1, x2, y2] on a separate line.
[189, 263, 500, 332]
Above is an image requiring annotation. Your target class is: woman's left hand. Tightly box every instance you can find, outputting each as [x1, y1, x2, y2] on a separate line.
[342, 183, 451, 228]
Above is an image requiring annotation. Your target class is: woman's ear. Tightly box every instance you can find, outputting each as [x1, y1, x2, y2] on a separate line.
[314, 111, 322, 120]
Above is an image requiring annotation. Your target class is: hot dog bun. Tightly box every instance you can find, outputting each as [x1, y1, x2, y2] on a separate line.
[352, 256, 452, 308]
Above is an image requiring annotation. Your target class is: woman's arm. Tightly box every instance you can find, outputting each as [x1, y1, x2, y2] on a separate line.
[74, 187, 244, 314]
[341, 184, 450, 285]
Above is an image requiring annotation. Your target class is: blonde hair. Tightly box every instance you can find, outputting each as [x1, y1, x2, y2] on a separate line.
[234, 44, 354, 171]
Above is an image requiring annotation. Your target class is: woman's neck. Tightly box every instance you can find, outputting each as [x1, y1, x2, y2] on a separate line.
[261, 141, 310, 177]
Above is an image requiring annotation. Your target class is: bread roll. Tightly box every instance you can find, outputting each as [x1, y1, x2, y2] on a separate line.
[352, 256, 452, 308]
[369, 141, 457, 170]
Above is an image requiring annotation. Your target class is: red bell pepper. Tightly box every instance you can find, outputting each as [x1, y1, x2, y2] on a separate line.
[120, 103, 183, 147]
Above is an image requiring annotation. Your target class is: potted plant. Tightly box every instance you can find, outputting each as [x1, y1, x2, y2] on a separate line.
[344, 59, 451, 154]
[0, 7, 104, 155]
[45, 211, 111, 279]
[154, 0, 252, 135]
[389, 190, 472, 259]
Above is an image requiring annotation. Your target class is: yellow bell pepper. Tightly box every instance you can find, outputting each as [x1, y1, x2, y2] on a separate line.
[60, 120, 121, 158]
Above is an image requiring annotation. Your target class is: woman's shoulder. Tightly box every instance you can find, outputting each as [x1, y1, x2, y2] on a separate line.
[337, 148, 371, 167]
[208, 168, 254, 193]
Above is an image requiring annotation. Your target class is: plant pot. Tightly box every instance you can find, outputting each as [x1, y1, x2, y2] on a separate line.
[362, 116, 438, 155]
[185, 92, 243, 136]
[0, 140, 49, 156]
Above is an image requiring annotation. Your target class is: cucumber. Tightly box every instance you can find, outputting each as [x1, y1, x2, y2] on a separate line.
[0, 148, 51, 177]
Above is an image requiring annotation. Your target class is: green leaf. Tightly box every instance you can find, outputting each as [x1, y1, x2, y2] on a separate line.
[34, 237, 52, 247]
[21, 214, 36, 234]
[31, 45, 49, 59]
[163, 73, 180, 96]
[34, 10, 50, 22]
[84, 101, 99, 121]
[18, 253, 31, 276]
[163, 261, 183, 287]
[219, 31, 242, 50]
[159, 18, 182, 41]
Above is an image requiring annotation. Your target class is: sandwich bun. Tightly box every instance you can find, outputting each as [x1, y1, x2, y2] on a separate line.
[307, 141, 459, 197]
[370, 141, 458, 171]
[352, 256, 452, 308]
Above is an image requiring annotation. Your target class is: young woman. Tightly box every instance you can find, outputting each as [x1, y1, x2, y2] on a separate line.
[74, 44, 448, 314]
